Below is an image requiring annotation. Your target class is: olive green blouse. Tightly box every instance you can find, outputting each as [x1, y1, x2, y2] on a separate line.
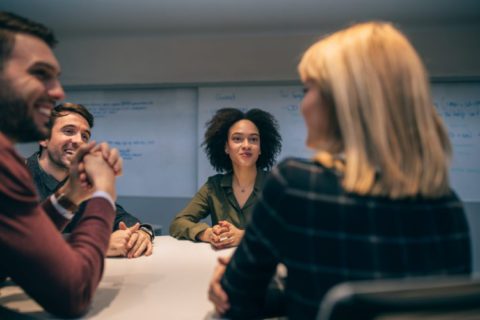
[169, 171, 268, 241]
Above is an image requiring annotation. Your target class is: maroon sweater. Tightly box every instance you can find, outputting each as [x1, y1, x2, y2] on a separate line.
[0, 132, 115, 318]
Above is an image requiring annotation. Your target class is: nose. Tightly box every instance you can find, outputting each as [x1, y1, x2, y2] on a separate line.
[71, 132, 84, 145]
[47, 79, 65, 101]
[241, 138, 251, 148]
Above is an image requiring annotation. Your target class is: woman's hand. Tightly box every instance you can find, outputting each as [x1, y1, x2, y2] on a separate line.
[215, 220, 245, 248]
[208, 256, 231, 315]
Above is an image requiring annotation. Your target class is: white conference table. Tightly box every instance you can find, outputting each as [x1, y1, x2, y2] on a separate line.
[0, 236, 235, 319]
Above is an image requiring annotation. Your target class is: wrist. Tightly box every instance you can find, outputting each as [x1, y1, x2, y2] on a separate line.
[197, 228, 211, 242]
[139, 224, 155, 242]
[53, 190, 79, 213]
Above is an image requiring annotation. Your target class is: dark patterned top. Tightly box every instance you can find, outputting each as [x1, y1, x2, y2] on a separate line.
[221, 158, 471, 319]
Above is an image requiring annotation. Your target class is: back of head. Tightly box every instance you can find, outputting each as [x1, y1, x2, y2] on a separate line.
[298, 21, 451, 198]
[0, 12, 57, 71]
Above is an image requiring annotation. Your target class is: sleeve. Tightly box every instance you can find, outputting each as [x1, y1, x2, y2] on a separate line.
[169, 182, 212, 241]
[41, 197, 71, 230]
[111, 203, 141, 230]
[0, 151, 116, 318]
[221, 169, 286, 319]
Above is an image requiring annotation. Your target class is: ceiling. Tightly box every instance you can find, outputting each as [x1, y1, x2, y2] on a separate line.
[1, 0, 480, 37]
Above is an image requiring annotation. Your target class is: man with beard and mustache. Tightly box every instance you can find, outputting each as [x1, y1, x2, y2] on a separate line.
[0, 11, 123, 317]
[26, 102, 154, 258]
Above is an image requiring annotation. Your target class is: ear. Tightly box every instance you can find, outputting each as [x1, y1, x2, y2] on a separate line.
[39, 139, 49, 149]
[225, 143, 229, 154]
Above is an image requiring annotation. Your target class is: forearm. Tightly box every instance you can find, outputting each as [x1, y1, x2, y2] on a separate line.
[169, 215, 210, 241]
[1, 198, 115, 317]
[41, 197, 71, 231]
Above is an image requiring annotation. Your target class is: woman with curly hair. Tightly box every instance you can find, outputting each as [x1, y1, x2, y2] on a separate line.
[169, 108, 282, 249]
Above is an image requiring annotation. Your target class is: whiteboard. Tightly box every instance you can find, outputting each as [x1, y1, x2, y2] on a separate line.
[66, 88, 197, 197]
[197, 86, 313, 187]
[432, 82, 480, 202]
[198, 83, 480, 202]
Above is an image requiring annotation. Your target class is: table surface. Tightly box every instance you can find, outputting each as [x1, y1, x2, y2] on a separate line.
[0, 236, 235, 319]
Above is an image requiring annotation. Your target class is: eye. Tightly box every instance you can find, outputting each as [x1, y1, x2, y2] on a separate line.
[81, 133, 90, 142]
[62, 128, 75, 136]
[248, 136, 259, 144]
[302, 87, 309, 94]
[232, 136, 243, 143]
[31, 68, 54, 81]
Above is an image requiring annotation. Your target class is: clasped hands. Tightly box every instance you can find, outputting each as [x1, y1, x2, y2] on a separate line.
[58, 141, 122, 206]
[107, 222, 154, 258]
[200, 220, 244, 249]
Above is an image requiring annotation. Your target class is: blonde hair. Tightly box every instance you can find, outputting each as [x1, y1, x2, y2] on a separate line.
[298, 22, 452, 198]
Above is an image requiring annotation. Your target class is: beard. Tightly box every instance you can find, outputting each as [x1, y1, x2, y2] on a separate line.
[0, 78, 48, 143]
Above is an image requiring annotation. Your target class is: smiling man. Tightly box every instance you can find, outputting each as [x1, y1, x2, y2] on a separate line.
[0, 11, 122, 317]
[26, 102, 154, 258]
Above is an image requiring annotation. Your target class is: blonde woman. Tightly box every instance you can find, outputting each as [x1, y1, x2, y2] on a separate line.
[208, 22, 471, 319]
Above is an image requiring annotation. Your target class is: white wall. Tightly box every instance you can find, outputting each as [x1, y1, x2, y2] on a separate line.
[55, 24, 480, 87]
[49, 24, 480, 269]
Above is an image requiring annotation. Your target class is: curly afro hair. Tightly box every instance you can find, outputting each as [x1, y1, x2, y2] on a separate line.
[202, 108, 282, 172]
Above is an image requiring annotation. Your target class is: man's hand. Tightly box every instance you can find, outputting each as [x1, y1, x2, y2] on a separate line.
[208, 256, 231, 315]
[83, 151, 116, 200]
[107, 228, 134, 257]
[91, 142, 123, 176]
[59, 142, 96, 204]
[118, 222, 153, 258]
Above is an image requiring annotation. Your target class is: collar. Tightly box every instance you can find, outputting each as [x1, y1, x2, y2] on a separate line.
[220, 170, 268, 192]
[26, 151, 62, 195]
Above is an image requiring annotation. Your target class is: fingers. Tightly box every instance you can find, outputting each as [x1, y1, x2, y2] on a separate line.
[209, 287, 230, 315]
[213, 238, 235, 249]
[91, 142, 109, 160]
[127, 231, 151, 258]
[144, 241, 153, 256]
[218, 220, 232, 228]
[91, 142, 123, 176]
[118, 221, 128, 230]
[130, 237, 148, 258]
[127, 232, 139, 250]
[108, 148, 123, 176]
[208, 264, 230, 314]
[71, 141, 96, 167]
[218, 256, 231, 265]
[212, 224, 229, 235]
[106, 231, 129, 257]
[128, 222, 141, 232]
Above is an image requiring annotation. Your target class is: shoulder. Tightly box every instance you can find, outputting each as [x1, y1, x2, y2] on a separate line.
[205, 173, 231, 188]
[195, 173, 230, 195]
[206, 173, 227, 183]
[275, 157, 336, 181]
[269, 157, 342, 194]
[0, 134, 38, 205]
[25, 152, 40, 170]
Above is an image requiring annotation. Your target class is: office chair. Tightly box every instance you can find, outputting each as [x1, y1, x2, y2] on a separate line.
[317, 276, 480, 320]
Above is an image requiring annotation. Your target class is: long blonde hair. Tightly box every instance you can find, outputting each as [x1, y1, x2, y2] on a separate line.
[298, 22, 452, 198]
